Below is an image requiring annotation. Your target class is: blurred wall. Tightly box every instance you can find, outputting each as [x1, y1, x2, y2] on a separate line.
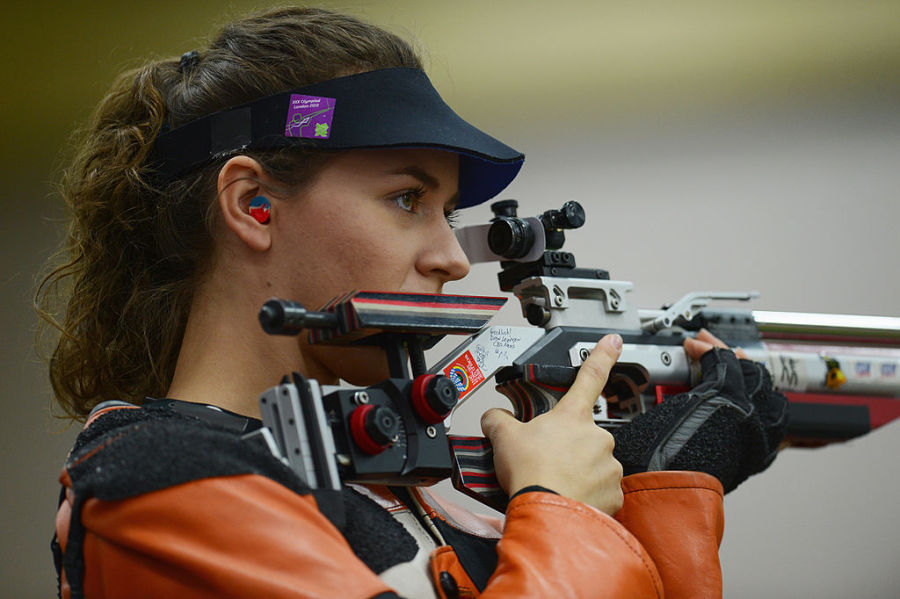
[2, 2, 898, 597]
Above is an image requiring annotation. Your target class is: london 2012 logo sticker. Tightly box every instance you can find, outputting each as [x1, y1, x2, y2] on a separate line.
[443, 351, 485, 401]
[285, 95, 335, 139]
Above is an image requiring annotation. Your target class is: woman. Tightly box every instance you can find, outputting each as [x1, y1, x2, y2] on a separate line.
[41, 7, 779, 598]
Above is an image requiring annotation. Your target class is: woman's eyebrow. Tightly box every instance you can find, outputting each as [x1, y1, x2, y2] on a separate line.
[390, 165, 441, 189]
[390, 165, 460, 210]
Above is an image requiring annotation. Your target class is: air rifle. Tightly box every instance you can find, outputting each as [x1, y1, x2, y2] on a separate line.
[251, 200, 900, 512]
[433, 199, 900, 508]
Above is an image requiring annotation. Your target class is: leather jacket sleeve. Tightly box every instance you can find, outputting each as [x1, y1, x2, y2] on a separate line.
[481, 491, 664, 598]
[446, 472, 724, 599]
[615, 471, 726, 599]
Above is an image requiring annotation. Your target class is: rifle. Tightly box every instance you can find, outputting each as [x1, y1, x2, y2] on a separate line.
[250, 199, 900, 512]
[433, 199, 900, 508]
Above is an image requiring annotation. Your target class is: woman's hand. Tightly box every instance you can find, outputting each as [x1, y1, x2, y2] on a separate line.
[613, 328, 788, 493]
[684, 328, 748, 360]
[480, 334, 625, 515]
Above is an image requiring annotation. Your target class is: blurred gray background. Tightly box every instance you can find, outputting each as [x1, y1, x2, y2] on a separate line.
[2, 1, 898, 597]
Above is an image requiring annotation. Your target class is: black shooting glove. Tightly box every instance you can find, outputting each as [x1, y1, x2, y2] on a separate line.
[612, 348, 788, 493]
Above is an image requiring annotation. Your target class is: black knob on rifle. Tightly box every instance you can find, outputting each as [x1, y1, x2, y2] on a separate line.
[541, 201, 585, 230]
[259, 298, 338, 335]
[526, 304, 550, 326]
[350, 404, 400, 455]
[490, 199, 519, 218]
[540, 201, 585, 250]
[412, 374, 459, 424]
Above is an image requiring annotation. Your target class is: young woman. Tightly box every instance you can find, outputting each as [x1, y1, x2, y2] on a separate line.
[41, 7, 784, 598]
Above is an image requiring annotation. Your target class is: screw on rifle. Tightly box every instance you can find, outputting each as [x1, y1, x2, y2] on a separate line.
[593, 404, 602, 414]
[425, 426, 437, 438]
[608, 289, 621, 310]
[553, 285, 565, 306]
[579, 347, 591, 362]
[353, 391, 370, 405]
[660, 351, 672, 366]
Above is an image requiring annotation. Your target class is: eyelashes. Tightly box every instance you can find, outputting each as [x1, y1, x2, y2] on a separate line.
[444, 210, 460, 228]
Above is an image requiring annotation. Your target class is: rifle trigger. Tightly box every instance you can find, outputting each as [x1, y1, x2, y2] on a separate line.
[523, 364, 578, 390]
[602, 363, 651, 407]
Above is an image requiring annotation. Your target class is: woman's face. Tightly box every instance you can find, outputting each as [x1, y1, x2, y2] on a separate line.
[270, 148, 470, 382]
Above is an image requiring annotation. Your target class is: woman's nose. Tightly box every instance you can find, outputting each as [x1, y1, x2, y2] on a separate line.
[417, 220, 471, 283]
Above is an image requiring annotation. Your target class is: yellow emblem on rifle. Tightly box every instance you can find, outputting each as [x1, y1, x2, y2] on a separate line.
[824, 356, 847, 390]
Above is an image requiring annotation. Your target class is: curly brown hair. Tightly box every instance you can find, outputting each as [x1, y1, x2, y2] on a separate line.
[35, 7, 423, 420]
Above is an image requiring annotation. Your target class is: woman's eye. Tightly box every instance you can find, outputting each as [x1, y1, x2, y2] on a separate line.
[393, 190, 424, 213]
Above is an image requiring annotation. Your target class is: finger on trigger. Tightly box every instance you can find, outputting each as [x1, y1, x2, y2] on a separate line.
[559, 334, 621, 414]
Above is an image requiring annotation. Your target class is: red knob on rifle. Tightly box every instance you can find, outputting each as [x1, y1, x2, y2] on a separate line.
[411, 374, 459, 424]
[350, 404, 399, 455]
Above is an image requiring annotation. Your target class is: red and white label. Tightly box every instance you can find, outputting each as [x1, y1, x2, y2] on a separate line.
[443, 351, 485, 400]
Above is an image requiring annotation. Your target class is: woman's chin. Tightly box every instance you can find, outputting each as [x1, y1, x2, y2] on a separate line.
[315, 345, 392, 387]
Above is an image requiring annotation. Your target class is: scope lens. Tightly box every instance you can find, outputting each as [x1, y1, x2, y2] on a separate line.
[488, 218, 535, 259]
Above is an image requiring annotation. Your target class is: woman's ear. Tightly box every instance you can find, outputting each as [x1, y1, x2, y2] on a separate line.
[217, 156, 273, 252]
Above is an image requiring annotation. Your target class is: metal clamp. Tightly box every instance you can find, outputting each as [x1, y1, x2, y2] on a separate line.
[642, 291, 760, 333]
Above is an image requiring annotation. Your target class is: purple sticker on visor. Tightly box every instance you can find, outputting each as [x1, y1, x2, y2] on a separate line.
[285, 95, 336, 139]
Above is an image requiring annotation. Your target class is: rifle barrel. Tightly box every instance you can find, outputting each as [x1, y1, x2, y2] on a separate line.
[753, 310, 900, 347]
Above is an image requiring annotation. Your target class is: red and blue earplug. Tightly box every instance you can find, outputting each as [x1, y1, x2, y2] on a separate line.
[249, 196, 271, 224]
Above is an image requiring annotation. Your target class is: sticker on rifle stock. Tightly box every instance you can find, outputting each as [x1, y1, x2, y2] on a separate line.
[768, 354, 807, 392]
[882, 363, 897, 378]
[285, 95, 335, 139]
[822, 355, 846, 390]
[444, 351, 485, 400]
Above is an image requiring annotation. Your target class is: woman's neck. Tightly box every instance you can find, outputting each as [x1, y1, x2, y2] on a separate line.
[166, 275, 337, 419]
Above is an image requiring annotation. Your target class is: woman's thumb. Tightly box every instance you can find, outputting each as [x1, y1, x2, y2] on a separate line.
[481, 408, 517, 439]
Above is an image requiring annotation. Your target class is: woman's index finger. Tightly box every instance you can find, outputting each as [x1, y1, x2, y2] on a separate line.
[556, 334, 622, 415]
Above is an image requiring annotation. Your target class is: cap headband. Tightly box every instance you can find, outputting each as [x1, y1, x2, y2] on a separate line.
[149, 68, 524, 208]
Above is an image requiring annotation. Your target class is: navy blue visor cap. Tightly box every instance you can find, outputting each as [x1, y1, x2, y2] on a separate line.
[149, 67, 524, 209]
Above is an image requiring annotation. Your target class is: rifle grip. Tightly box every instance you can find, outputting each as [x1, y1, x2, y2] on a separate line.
[495, 363, 573, 421]
[448, 435, 509, 512]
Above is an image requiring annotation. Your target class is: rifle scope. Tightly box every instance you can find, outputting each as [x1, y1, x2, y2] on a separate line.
[488, 200, 585, 258]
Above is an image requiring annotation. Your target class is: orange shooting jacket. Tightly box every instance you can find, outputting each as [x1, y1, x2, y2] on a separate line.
[53, 401, 724, 599]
